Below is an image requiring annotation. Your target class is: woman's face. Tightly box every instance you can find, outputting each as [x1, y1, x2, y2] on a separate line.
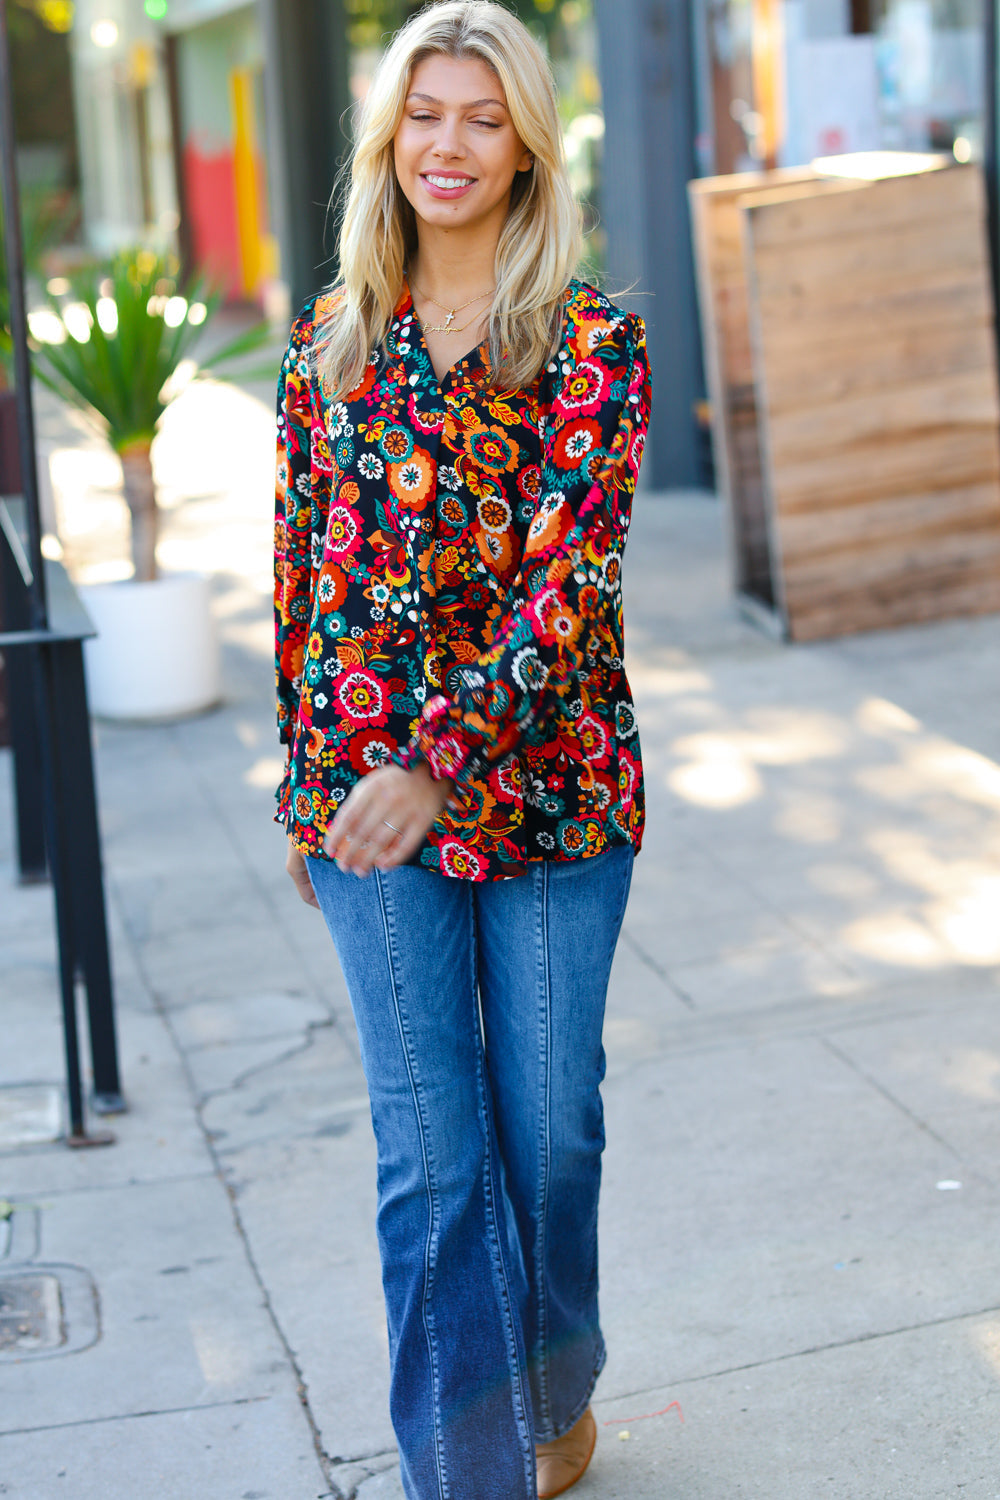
[393, 53, 533, 243]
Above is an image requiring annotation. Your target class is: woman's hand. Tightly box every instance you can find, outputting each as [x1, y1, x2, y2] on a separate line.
[324, 761, 453, 878]
[286, 839, 321, 908]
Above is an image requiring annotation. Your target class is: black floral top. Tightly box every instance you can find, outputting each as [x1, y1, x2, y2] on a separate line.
[274, 278, 651, 881]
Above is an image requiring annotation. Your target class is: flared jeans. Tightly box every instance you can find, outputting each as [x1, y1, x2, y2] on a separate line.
[306, 844, 634, 1500]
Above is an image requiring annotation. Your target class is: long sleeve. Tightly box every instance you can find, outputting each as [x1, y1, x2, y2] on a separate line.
[274, 307, 318, 753]
[397, 310, 651, 792]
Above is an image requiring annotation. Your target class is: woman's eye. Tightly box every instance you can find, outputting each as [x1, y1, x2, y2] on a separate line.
[474, 119, 502, 130]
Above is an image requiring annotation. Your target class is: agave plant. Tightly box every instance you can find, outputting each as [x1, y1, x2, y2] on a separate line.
[30, 246, 272, 581]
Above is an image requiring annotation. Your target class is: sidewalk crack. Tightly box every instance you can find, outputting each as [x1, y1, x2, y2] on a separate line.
[821, 1036, 963, 1161]
[619, 928, 696, 1009]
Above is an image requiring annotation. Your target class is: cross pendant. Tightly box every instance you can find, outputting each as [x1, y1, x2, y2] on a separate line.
[444, 310, 456, 329]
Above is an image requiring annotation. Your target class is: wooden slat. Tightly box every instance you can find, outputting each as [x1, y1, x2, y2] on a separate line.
[768, 428, 1000, 514]
[780, 521, 1000, 599]
[755, 281, 992, 357]
[776, 483, 1000, 563]
[758, 320, 996, 413]
[788, 571, 1000, 641]
[765, 368, 1000, 463]
[749, 238, 987, 308]
[746, 162, 977, 249]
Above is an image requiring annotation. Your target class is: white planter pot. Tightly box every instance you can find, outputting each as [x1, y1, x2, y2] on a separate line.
[79, 572, 221, 722]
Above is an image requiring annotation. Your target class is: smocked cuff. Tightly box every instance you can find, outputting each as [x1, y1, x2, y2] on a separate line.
[394, 695, 490, 797]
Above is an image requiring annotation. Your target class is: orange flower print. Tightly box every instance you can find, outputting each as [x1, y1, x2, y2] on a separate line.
[571, 316, 617, 363]
[476, 527, 513, 575]
[464, 424, 519, 475]
[527, 493, 567, 552]
[380, 425, 414, 462]
[477, 494, 512, 535]
[389, 447, 434, 508]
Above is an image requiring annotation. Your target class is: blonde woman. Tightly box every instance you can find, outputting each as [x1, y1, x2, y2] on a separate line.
[274, 3, 651, 1495]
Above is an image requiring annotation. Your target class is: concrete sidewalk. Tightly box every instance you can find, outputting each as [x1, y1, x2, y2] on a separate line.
[2, 377, 1000, 1499]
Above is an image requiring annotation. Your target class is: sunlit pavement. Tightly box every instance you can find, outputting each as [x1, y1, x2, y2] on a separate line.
[1, 378, 999, 1499]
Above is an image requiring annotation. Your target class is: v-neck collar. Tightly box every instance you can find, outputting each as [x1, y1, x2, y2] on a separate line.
[399, 279, 488, 392]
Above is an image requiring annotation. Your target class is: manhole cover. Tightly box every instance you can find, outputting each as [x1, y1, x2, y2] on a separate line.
[0, 1273, 63, 1353]
[0, 1265, 98, 1360]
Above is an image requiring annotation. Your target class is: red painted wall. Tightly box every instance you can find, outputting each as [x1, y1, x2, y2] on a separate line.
[182, 140, 242, 299]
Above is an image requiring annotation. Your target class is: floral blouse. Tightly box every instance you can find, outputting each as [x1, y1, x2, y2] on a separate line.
[274, 278, 651, 881]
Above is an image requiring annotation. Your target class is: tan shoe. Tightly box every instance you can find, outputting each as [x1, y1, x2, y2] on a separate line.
[535, 1406, 597, 1499]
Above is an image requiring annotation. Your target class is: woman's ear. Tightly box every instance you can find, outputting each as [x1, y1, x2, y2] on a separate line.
[518, 151, 534, 173]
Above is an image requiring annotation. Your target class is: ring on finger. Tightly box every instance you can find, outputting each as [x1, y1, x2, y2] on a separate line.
[383, 820, 402, 836]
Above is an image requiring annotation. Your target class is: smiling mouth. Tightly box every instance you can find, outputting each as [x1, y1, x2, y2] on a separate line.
[422, 174, 476, 190]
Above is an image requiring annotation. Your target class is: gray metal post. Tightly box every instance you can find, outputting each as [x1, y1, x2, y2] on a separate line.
[259, 0, 351, 319]
[595, 0, 707, 490]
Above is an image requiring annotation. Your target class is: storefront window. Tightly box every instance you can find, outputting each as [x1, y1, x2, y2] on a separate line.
[697, 0, 985, 176]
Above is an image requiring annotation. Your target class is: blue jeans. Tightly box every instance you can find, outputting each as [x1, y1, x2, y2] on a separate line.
[306, 844, 634, 1500]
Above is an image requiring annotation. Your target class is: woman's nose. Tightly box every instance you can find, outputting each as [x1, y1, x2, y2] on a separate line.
[431, 119, 464, 158]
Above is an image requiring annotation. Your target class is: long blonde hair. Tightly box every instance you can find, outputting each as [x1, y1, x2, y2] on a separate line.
[316, 0, 582, 396]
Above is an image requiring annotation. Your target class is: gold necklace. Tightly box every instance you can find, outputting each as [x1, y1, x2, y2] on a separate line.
[409, 277, 494, 334]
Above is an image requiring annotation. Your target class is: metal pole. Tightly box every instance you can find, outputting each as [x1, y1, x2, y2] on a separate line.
[0, 0, 47, 630]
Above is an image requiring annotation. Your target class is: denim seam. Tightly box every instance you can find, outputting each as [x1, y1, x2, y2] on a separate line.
[548, 1340, 607, 1442]
[376, 871, 450, 1500]
[473, 928, 537, 1495]
[533, 859, 553, 1431]
[533, 846, 632, 1443]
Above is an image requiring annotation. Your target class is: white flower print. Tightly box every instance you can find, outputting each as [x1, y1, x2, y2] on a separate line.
[358, 452, 384, 480]
[327, 402, 349, 439]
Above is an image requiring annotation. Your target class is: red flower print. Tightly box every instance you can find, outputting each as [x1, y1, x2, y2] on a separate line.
[517, 465, 542, 501]
[311, 430, 335, 476]
[348, 728, 399, 773]
[325, 505, 363, 559]
[337, 669, 388, 725]
[558, 360, 610, 418]
[495, 759, 522, 800]
[552, 419, 602, 470]
[427, 732, 468, 781]
[576, 711, 610, 765]
[440, 839, 483, 880]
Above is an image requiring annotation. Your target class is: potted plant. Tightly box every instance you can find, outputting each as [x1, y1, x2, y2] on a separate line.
[30, 246, 272, 720]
